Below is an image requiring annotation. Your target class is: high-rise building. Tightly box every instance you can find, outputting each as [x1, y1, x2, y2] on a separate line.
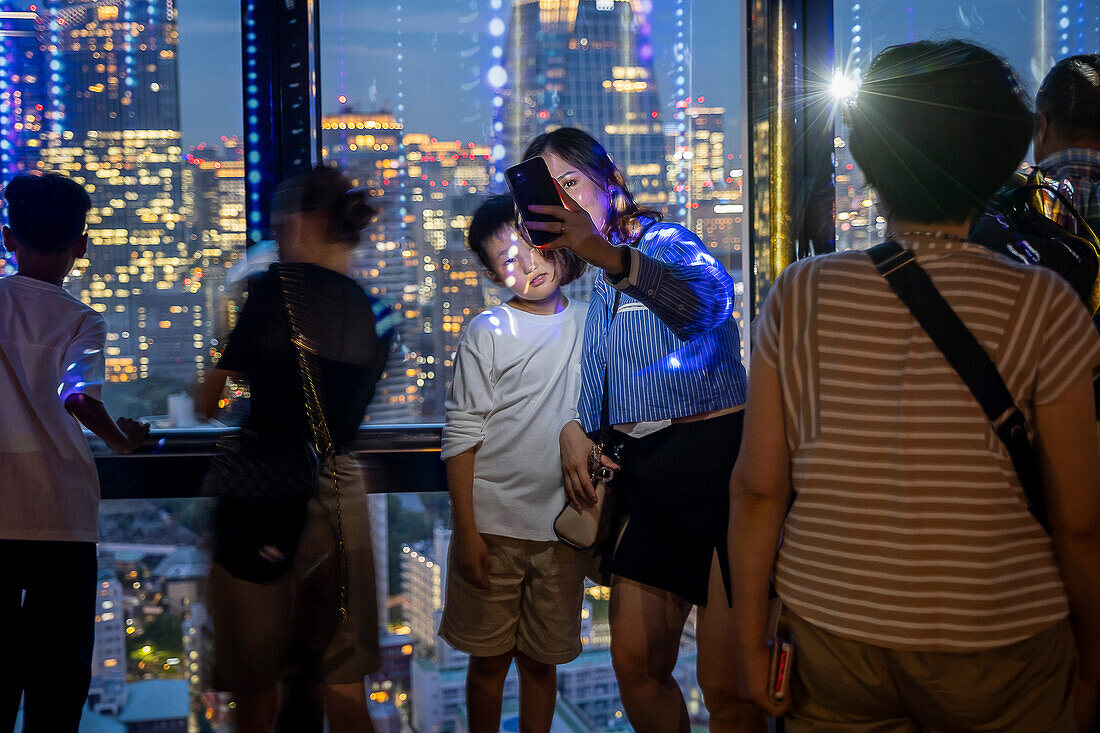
[37, 0, 203, 393]
[499, 0, 667, 210]
[0, 7, 46, 188]
[182, 138, 246, 375]
[322, 110, 425, 422]
[88, 563, 127, 716]
[323, 112, 498, 421]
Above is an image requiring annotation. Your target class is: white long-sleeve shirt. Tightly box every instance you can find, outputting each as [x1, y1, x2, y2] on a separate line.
[442, 300, 587, 541]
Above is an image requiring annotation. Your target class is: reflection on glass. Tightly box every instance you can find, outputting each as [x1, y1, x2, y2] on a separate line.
[832, 0, 1100, 252]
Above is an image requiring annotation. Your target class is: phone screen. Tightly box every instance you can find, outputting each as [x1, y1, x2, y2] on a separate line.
[505, 157, 563, 247]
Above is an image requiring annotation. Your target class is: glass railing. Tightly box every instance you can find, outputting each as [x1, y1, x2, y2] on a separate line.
[82, 430, 707, 731]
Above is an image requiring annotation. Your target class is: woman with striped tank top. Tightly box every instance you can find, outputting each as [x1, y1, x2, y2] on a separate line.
[520, 127, 764, 732]
[729, 41, 1100, 731]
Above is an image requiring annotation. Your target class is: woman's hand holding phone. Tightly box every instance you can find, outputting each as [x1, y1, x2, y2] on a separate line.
[526, 183, 623, 274]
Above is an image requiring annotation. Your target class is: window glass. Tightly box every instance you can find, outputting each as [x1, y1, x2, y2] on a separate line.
[321, 0, 746, 424]
[832, 0, 1100, 251]
[318, 2, 738, 728]
[0, 0, 244, 421]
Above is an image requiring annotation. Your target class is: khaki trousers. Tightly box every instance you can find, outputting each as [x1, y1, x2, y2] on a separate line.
[785, 611, 1076, 732]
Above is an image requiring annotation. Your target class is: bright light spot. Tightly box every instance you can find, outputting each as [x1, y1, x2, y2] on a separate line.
[830, 71, 860, 106]
[338, 95, 347, 104]
[487, 65, 507, 88]
[488, 18, 505, 36]
[504, 275, 517, 287]
[492, 144, 506, 160]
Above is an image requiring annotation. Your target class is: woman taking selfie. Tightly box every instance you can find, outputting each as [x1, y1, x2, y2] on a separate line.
[522, 127, 763, 732]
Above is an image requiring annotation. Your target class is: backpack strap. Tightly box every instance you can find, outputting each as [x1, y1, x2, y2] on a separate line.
[866, 241, 1048, 532]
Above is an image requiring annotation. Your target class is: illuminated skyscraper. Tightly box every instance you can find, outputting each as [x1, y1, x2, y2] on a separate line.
[37, 0, 201, 392]
[0, 7, 46, 188]
[88, 564, 126, 716]
[183, 138, 245, 374]
[322, 110, 426, 422]
[499, 0, 667, 209]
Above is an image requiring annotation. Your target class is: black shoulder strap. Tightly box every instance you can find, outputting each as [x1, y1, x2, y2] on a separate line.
[866, 240, 1048, 531]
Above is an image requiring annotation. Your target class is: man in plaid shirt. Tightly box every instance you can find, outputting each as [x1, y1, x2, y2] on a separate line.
[1033, 55, 1100, 236]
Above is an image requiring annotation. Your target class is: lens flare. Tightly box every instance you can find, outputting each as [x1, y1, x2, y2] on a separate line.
[830, 71, 860, 107]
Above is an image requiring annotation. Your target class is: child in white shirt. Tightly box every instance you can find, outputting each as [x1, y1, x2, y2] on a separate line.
[439, 195, 588, 733]
[0, 172, 148, 732]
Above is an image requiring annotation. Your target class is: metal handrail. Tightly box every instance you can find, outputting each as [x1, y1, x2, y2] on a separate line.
[93, 424, 447, 499]
[88, 423, 444, 457]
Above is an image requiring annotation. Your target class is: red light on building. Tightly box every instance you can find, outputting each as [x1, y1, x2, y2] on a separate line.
[650, 111, 658, 118]
[538, 110, 549, 120]
[698, 96, 705, 103]
[338, 95, 348, 104]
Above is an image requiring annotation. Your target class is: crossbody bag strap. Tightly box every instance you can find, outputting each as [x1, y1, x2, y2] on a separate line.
[866, 241, 1048, 532]
[278, 264, 349, 620]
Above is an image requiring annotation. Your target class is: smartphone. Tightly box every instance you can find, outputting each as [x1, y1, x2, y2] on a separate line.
[505, 157, 563, 247]
[766, 598, 795, 701]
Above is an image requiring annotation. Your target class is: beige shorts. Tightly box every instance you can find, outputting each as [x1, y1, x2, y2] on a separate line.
[785, 611, 1077, 732]
[438, 534, 587, 665]
[209, 455, 381, 693]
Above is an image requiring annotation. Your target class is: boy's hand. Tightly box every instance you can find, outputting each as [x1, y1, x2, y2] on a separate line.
[455, 530, 492, 591]
[115, 417, 150, 453]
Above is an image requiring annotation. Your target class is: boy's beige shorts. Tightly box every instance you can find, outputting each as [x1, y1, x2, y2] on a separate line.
[439, 533, 588, 664]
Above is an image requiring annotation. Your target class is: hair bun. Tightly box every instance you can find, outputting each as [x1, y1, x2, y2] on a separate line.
[332, 188, 376, 238]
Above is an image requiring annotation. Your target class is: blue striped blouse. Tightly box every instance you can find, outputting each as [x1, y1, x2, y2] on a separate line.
[577, 220, 748, 433]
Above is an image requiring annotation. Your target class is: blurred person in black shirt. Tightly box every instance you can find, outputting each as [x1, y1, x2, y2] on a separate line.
[199, 166, 395, 732]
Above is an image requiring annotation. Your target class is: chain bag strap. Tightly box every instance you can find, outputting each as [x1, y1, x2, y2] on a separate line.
[278, 264, 349, 622]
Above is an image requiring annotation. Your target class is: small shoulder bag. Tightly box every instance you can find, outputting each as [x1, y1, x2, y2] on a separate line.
[867, 241, 1048, 531]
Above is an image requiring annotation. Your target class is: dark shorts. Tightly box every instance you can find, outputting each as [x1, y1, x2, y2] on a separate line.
[210, 455, 381, 693]
[609, 410, 742, 607]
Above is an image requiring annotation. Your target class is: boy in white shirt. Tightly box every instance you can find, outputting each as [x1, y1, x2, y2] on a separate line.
[439, 195, 588, 733]
[0, 173, 148, 732]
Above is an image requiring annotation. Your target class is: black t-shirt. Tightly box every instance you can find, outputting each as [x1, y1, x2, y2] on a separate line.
[217, 263, 393, 449]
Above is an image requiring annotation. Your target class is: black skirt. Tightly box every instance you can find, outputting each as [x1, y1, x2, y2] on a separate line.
[609, 410, 743, 607]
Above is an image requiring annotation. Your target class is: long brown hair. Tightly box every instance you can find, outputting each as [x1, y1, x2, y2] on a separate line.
[521, 127, 661, 244]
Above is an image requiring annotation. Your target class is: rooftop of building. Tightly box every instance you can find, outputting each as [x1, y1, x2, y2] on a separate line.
[117, 679, 189, 724]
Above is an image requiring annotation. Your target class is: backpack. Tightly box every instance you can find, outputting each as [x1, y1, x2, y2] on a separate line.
[970, 169, 1100, 417]
[971, 168, 1100, 324]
